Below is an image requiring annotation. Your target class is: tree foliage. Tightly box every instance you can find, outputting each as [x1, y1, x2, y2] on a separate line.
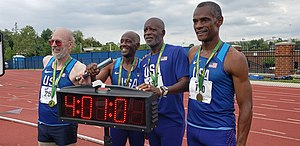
[2, 23, 300, 61]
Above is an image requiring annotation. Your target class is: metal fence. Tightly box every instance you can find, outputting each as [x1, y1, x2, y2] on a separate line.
[243, 49, 300, 75]
[7, 48, 299, 77]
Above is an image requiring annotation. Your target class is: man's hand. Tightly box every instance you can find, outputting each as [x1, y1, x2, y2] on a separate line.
[136, 83, 162, 96]
[86, 63, 100, 77]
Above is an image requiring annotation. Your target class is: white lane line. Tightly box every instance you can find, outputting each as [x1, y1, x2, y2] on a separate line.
[253, 113, 266, 116]
[261, 128, 286, 135]
[294, 108, 300, 111]
[287, 118, 300, 122]
[255, 96, 266, 99]
[254, 116, 300, 125]
[254, 106, 300, 113]
[0, 104, 36, 111]
[0, 116, 104, 145]
[279, 98, 295, 102]
[251, 131, 300, 142]
[254, 98, 300, 105]
[261, 104, 278, 108]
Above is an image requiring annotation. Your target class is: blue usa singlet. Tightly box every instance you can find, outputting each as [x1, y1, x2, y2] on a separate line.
[38, 57, 77, 125]
[111, 57, 140, 88]
[188, 42, 236, 130]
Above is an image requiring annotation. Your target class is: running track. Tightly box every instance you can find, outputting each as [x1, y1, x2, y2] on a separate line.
[0, 70, 299, 146]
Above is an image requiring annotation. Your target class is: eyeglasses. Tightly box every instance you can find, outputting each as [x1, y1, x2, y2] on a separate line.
[48, 39, 63, 47]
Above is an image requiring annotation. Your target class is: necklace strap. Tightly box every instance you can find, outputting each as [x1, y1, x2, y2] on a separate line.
[118, 57, 137, 86]
[51, 57, 72, 98]
[147, 43, 166, 87]
[196, 40, 223, 90]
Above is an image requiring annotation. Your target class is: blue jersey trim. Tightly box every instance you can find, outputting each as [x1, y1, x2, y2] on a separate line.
[65, 58, 77, 73]
[187, 121, 234, 131]
[217, 43, 231, 62]
[46, 57, 55, 67]
[114, 58, 122, 69]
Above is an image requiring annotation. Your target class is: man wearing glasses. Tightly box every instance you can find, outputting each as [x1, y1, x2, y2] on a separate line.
[38, 27, 86, 146]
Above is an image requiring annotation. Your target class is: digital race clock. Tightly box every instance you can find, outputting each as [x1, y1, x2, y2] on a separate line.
[57, 85, 158, 132]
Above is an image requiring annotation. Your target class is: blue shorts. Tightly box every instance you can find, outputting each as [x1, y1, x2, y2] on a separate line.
[187, 124, 236, 146]
[148, 125, 185, 146]
[110, 128, 145, 146]
[38, 123, 78, 145]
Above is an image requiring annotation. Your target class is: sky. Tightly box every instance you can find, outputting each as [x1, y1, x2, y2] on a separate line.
[0, 0, 299, 46]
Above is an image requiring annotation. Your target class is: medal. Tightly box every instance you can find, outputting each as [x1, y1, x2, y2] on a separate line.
[151, 74, 158, 87]
[48, 100, 55, 107]
[196, 93, 203, 101]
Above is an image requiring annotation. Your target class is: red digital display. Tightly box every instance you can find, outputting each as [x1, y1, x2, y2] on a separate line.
[57, 85, 158, 132]
[61, 94, 146, 126]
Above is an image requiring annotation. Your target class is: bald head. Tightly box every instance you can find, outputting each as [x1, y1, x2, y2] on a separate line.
[122, 31, 140, 44]
[144, 17, 165, 30]
[52, 27, 75, 43]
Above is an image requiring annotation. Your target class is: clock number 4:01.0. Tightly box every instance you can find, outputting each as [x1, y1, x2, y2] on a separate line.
[63, 95, 145, 125]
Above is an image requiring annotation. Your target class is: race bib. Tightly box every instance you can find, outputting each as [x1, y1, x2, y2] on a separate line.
[40, 86, 59, 105]
[189, 77, 213, 104]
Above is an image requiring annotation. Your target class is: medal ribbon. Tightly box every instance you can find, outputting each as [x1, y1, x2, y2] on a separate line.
[147, 43, 166, 87]
[118, 57, 137, 86]
[51, 57, 72, 99]
[196, 40, 222, 91]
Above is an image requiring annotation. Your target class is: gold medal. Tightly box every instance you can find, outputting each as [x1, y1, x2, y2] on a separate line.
[48, 100, 55, 107]
[196, 93, 203, 101]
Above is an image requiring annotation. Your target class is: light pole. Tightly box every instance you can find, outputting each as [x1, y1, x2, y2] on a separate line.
[289, 24, 292, 42]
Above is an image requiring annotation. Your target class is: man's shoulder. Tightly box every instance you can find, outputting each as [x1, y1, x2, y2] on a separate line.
[43, 55, 53, 68]
[73, 60, 86, 70]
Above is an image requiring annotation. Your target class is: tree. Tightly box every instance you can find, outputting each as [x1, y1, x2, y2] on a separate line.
[83, 37, 102, 48]
[101, 42, 118, 52]
[0, 29, 16, 60]
[72, 30, 84, 53]
[39, 28, 53, 56]
[41, 28, 52, 41]
[16, 25, 39, 56]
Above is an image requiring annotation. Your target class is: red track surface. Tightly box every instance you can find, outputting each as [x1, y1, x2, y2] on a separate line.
[0, 70, 300, 146]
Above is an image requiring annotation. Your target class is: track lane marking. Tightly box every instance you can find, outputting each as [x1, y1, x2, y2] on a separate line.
[261, 104, 278, 108]
[254, 98, 300, 105]
[261, 128, 286, 135]
[287, 118, 300, 122]
[279, 98, 295, 102]
[254, 106, 300, 113]
[251, 130, 300, 142]
[0, 116, 104, 145]
[253, 113, 266, 116]
[254, 116, 300, 125]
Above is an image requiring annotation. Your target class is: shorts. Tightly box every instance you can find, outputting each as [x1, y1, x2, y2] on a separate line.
[187, 124, 236, 146]
[38, 123, 78, 146]
[110, 128, 145, 146]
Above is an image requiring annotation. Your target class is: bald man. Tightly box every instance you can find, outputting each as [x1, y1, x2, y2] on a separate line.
[38, 27, 86, 146]
[85, 31, 145, 146]
[136, 17, 189, 146]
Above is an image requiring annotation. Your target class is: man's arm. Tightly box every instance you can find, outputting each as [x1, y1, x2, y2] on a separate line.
[167, 76, 189, 94]
[71, 61, 88, 85]
[95, 60, 114, 83]
[225, 48, 253, 146]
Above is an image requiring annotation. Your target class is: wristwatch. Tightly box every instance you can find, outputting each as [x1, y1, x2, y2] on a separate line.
[160, 86, 168, 96]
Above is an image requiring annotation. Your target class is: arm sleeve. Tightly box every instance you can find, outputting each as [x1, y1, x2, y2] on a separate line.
[174, 47, 189, 79]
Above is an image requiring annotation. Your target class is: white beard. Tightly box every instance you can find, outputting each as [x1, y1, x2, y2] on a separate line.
[53, 47, 68, 60]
